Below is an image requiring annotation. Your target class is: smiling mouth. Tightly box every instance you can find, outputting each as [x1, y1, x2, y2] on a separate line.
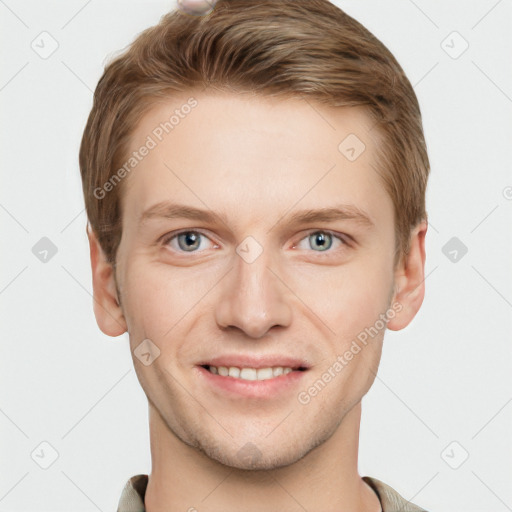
[201, 365, 308, 381]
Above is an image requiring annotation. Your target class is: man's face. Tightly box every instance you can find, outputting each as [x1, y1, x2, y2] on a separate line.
[112, 91, 400, 469]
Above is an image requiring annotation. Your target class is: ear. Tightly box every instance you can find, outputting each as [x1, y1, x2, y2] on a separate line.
[387, 220, 428, 331]
[87, 226, 127, 337]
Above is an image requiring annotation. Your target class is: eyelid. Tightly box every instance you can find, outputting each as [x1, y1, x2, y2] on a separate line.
[292, 229, 351, 249]
[160, 229, 218, 250]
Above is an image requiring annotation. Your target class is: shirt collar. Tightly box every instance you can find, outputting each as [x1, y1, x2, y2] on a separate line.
[117, 473, 427, 512]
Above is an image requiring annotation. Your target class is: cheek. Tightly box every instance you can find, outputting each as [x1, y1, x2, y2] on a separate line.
[119, 265, 172, 338]
[121, 263, 216, 349]
[290, 253, 395, 337]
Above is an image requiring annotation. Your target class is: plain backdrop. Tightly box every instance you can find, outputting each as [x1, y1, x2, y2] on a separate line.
[1, 1, 511, 511]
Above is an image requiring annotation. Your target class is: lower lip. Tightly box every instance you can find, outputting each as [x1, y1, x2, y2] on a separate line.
[196, 366, 307, 399]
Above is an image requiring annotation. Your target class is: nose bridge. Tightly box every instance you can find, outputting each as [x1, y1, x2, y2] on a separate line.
[215, 238, 292, 338]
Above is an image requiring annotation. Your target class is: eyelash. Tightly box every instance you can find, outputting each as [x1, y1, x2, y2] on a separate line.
[160, 229, 351, 255]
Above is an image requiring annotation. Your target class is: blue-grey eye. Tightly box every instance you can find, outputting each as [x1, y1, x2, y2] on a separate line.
[308, 231, 333, 251]
[176, 231, 202, 251]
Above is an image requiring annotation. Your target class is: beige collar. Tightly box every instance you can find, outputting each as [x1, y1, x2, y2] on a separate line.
[117, 474, 428, 511]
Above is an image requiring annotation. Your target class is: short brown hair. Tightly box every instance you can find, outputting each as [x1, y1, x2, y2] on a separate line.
[79, 0, 429, 266]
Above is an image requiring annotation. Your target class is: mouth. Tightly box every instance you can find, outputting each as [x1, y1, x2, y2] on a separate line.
[200, 364, 308, 382]
[196, 356, 309, 398]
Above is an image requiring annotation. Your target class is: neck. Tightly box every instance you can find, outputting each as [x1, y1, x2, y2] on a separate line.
[144, 401, 381, 512]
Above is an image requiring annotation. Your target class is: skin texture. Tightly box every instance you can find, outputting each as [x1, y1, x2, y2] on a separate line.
[88, 90, 427, 512]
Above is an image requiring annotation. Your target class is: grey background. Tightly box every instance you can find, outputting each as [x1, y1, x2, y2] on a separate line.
[1, 0, 511, 510]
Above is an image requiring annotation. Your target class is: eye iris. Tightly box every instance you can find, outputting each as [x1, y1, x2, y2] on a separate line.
[178, 232, 200, 251]
[310, 232, 332, 251]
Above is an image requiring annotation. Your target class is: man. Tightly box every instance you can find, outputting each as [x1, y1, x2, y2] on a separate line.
[79, 0, 430, 510]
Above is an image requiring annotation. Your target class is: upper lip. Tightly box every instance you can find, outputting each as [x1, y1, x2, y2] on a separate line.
[198, 355, 310, 370]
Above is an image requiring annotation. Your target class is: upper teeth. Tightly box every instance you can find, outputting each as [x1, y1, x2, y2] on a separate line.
[208, 366, 293, 380]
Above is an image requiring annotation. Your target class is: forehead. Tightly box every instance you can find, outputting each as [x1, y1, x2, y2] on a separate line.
[120, 90, 392, 230]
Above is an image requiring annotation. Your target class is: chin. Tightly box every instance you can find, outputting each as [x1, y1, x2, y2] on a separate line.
[192, 434, 317, 472]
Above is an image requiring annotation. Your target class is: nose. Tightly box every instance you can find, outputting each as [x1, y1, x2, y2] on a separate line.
[214, 245, 293, 339]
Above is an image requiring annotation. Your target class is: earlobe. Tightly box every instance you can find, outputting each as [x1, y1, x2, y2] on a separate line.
[87, 227, 127, 337]
[387, 220, 428, 331]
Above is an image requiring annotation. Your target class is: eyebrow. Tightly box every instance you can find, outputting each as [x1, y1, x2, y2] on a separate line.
[138, 202, 375, 229]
